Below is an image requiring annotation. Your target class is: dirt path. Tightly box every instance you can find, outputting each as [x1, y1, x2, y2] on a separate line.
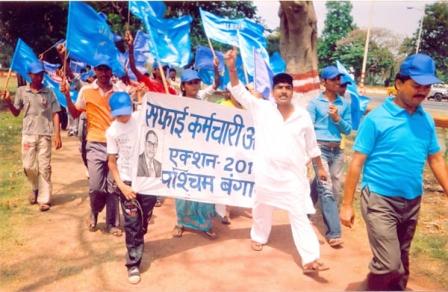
[0, 135, 443, 291]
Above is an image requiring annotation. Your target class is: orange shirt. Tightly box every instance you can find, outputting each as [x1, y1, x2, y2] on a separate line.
[76, 81, 121, 143]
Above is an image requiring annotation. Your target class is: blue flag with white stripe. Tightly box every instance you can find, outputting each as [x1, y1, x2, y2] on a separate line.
[199, 8, 266, 47]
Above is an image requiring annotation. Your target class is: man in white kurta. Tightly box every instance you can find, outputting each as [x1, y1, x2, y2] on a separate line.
[225, 49, 329, 273]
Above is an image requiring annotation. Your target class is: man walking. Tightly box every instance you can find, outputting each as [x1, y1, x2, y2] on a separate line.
[225, 48, 329, 274]
[340, 53, 448, 290]
[308, 66, 352, 247]
[63, 62, 122, 236]
[3, 61, 62, 211]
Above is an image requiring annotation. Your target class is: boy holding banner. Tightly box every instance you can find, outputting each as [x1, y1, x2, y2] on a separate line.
[106, 92, 157, 285]
[2, 61, 62, 212]
[225, 48, 330, 274]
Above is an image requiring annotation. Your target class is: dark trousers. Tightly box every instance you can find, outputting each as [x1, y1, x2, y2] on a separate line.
[119, 184, 157, 269]
[361, 187, 421, 291]
[86, 142, 119, 227]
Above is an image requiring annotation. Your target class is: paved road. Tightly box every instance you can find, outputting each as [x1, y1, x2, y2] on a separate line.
[365, 90, 448, 114]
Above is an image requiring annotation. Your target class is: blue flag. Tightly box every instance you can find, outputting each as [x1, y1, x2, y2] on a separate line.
[9, 39, 78, 107]
[133, 30, 153, 66]
[237, 30, 270, 78]
[129, 0, 166, 19]
[199, 9, 266, 47]
[270, 52, 286, 75]
[10, 38, 40, 83]
[66, 2, 125, 77]
[336, 61, 370, 130]
[194, 46, 225, 73]
[254, 49, 274, 100]
[116, 30, 154, 81]
[43, 75, 78, 108]
[194, 46, 226, 89]
[69, 60, 87, 74]
[129, 1, 192, 67]
[221, 54, 251, 87]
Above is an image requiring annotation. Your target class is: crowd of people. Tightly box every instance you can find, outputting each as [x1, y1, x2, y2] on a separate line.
[2, 32, 448, 289]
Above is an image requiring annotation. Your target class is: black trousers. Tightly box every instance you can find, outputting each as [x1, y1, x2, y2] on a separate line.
[119, 183, 157, 269]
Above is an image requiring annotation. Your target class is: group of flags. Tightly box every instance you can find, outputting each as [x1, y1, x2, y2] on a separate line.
[8, 0, 368, 129]
[10, 39, 78, 107]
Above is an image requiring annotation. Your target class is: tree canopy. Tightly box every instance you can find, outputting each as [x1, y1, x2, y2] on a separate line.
[317, 1, 356, 67]
[332, 28, 396, 85]
[0, 1, 258, 67]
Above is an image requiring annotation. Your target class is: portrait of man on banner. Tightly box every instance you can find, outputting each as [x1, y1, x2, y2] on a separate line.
[137, 129, 162, 177]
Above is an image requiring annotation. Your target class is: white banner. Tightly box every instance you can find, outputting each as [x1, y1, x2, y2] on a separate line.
[132, 92, 256, 208]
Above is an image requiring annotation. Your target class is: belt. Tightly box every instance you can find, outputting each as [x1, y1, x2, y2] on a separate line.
[318, 141, 341, 149]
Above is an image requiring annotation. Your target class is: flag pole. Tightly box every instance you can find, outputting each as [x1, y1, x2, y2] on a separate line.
[39, 40, 64, 58]
[147, 27, 169, 94]
[253, 47, 257, 92]
[126, 4, 131, 32]
[207, 37, 216, 59]
[1, 68, 12, 99]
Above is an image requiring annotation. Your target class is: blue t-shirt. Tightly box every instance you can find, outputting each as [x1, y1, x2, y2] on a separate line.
[353, 97, 440, 199]
[307, 93, 352, 142]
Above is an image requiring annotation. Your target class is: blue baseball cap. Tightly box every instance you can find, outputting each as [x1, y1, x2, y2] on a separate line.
[181, 69, 201, 82]
[399, 53, 441, 85]
[340, 74, 353, 86]
[109, 92, 132, 117]
[320, 66, 342, 80]
[28, 61, 45, 74]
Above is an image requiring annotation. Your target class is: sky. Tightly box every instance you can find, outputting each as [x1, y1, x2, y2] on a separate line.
[254, 0, 431, 39]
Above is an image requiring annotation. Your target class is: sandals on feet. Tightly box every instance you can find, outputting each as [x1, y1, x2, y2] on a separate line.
[203, 229, 217, 240]
[221, 216, 231, 225]
[88, 223, 97, 232]
[251, 241, 263, 251]
[108, 226, 123, 237]
[29, 190, 38, 205]
[328, 237, 344, 248]
[39, 204, 50, 212]
[303, 261, 330, 275]
[172, 225, 184, 237]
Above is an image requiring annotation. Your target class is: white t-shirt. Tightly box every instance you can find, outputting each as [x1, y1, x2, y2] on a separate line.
[106, 112, 139, 182]
[228, 83, 320, 214]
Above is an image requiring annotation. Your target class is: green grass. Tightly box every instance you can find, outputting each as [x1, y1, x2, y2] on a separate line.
[0, 110, 30, 253]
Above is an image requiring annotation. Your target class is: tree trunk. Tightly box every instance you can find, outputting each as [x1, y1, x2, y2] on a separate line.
[279, 1, 320, 101]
